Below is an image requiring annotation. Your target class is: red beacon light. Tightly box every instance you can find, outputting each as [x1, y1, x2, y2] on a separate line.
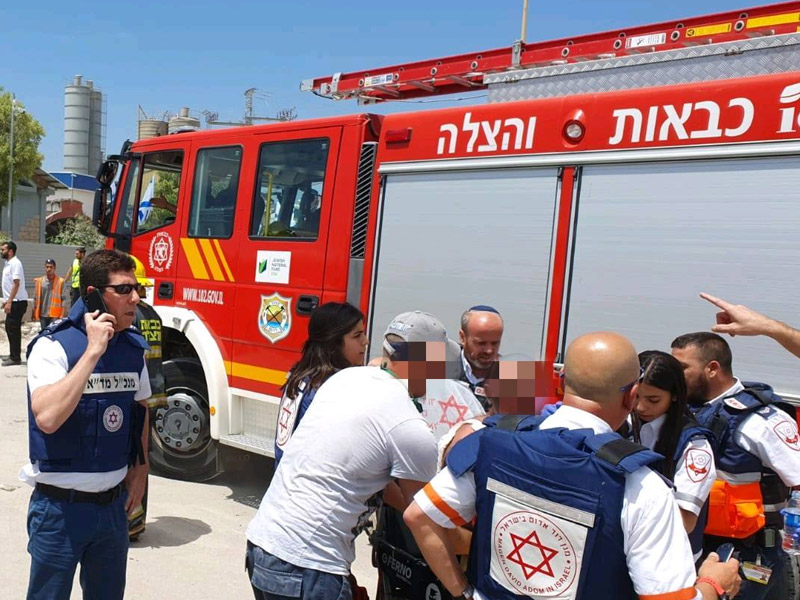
[384, 128, 412, 143]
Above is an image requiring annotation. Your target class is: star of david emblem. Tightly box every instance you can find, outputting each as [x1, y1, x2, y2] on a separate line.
[152, 238, 169, 266]
[108, 412, 119, 425]
[506, 530, 559, 580]
[278, 402, 293, 433]
[438, 394, 470, 426]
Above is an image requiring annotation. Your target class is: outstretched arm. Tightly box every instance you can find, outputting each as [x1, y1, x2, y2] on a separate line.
[700, 292, 800, 360]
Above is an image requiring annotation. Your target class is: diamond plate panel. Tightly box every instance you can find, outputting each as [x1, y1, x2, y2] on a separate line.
[242, 396, 278, 441]
[487, 34, 800, 103]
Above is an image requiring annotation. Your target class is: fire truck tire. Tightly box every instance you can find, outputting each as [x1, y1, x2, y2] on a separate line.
[149, 358, 218, 482]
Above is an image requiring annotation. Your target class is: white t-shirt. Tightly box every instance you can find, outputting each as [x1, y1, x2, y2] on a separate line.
[638, 414, 716, 516]
[710, 379, 800, 487]
[19, 335, 151, 493]
[419, 378, 485, 442]
[247, 367, 437, 575]
[415, 405, 702, 600]
[2, 255, 28, 301]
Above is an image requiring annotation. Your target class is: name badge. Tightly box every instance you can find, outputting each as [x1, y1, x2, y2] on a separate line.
[84, 372, 140, 394]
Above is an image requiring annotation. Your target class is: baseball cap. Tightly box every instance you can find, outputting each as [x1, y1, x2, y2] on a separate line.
[383, 310, 448, 357]
[44, 258, 56, 266]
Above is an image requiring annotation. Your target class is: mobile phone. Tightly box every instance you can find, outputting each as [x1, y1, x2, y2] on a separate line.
[86, 289, 107, 315]
[716, 542, 735, 562]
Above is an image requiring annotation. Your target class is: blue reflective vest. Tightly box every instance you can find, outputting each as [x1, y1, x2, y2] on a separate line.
[27, 299, 149, 473]
[691, 382, 793, 530]
[274, 377, 319, 467]
[447, 414, 661, 600]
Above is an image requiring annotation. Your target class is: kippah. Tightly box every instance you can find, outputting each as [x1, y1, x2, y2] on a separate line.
[469, 304, 500, 314]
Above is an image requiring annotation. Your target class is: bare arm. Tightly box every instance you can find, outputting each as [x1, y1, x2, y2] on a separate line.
[696, 552, 741, 600]
[30, 312, 115, 433]
[64, 266, 72, 282]
[701, 292, 800, 359]
[404, 501, 470, 597]
[4, 279, 20, 313]
[680, 508, 698, 534]
[125, 402, 149, 515]
[395, 478, 427, 508]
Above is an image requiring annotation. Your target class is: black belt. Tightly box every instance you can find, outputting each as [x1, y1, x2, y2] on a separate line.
[35, 482, 124, 505]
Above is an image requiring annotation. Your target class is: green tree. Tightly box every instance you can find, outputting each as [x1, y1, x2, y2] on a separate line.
[0, 90, 45, 207]
[49, 216, 105, 248]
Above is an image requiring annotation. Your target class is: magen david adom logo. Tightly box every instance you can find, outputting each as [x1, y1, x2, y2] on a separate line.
[258, 293, 292, 343]
[491, 505, 585, 599]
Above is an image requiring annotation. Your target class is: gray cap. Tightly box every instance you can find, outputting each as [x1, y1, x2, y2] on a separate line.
[383, 310, 448, 356]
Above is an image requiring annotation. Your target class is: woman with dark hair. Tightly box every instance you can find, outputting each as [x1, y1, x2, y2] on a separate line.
[274, 301, 367, 465]
[633, 350, 716, 559]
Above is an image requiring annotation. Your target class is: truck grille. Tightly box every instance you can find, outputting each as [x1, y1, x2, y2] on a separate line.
[350, 142, 377, 259]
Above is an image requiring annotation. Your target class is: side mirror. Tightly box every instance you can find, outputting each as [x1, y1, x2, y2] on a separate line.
[95, 160, 118, 187]
[93, 187, 110, 235]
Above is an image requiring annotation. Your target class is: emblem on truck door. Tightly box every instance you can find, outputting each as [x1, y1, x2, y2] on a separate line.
[258, 294, 292, 343]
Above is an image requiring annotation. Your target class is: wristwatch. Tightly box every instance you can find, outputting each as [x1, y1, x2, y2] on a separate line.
[696, 576, 728, 600]
[455, 583, 475, 600]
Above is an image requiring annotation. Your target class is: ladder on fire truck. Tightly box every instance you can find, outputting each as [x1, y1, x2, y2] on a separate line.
[301, 2, 800, 103]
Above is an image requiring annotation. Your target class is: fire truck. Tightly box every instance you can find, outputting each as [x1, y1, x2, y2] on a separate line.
[94, 2, 800, 481]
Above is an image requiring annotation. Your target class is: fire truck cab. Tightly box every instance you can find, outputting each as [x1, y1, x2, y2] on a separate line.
[95, 3, 800, 481]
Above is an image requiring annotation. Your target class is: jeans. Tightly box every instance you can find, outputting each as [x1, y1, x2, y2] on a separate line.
[26, 489, 130, 600]
[245, 542, 352, 600]
[5, 300, 26, 361]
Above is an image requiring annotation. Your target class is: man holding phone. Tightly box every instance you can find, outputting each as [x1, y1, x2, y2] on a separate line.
[20, 249, 150, 600]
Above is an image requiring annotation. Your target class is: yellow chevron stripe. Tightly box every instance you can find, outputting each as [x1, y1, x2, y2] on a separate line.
[180, 238, 210, 279]
[225, 360, 287, 386]
[199, 239, 225, 281]
[213, 239, 235, 282]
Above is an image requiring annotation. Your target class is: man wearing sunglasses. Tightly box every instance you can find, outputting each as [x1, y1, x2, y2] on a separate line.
[20, 249, 150, 600]
[405, 331, 740, 600]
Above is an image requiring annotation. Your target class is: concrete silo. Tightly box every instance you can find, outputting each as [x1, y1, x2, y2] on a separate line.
[64, 75, 91, 174]
[63, 75, 105, 175]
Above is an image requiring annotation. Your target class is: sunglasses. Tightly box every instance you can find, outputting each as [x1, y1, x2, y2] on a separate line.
[100, 283, 138, 295]
[619, 367, 645, 393]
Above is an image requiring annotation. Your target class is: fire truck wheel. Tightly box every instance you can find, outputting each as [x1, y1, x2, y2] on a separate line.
[149, 358, 218, 482]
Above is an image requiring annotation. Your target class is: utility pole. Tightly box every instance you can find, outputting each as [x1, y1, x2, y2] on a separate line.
[6, 93, 15, 233]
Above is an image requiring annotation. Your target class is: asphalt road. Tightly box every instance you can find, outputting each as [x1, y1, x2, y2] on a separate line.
[0, 325, 378, 599]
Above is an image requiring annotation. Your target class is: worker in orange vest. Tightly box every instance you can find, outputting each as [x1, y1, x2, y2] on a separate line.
[32, 259, 66, 330]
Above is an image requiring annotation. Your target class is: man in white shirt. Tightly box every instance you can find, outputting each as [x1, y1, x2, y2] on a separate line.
[245, 310, 447, 600]
[405, 331, 740, 600]
[673, 331, 800, 600]
[2, 240, 29, 366]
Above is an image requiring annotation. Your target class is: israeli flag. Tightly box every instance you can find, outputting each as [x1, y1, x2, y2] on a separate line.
[137, 177, 156, 225]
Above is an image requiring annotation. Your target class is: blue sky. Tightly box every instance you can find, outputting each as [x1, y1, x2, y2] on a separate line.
[1, 0, 754, 171]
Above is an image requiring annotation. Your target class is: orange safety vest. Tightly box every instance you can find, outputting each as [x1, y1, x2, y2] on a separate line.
[33, 276, 66, 320]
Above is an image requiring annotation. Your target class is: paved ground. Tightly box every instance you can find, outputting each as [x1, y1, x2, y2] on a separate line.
[0, 322, 378, 598]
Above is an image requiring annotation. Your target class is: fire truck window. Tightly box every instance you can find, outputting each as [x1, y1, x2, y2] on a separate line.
[135, 150, 184, 235]
[116, 157, 141, 236]
[250, 138, 329, 239]
[189, 146, 242, 238]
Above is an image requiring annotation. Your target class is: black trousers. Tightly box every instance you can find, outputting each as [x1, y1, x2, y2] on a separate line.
[5, 300, 26, 361]
[70, 287, 80, 308]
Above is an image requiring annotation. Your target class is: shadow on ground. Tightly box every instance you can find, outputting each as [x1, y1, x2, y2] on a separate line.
[211, 448, 275, 510]
[132, 516, 212, 548]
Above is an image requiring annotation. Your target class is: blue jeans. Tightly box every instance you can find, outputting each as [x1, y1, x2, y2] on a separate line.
[245, 542, 352, 600]
[26, 489, 130, 600]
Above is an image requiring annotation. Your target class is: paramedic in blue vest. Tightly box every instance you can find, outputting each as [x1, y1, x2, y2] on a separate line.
[21, 249, 150, 600]
[456, 305, 504, 411]
[672, 331, 800, 600]
[274, 302, 367, 466]
[405, 331, 741, 600]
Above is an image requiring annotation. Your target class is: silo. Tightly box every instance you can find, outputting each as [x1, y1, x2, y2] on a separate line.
[88, 82, 104, 175]
[64, 75, 91, 173]
[168, 107, 201, 134]
[137, 119, 168, 140]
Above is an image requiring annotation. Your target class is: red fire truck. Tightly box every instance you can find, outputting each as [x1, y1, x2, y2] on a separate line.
[94, 2, 800, 481]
